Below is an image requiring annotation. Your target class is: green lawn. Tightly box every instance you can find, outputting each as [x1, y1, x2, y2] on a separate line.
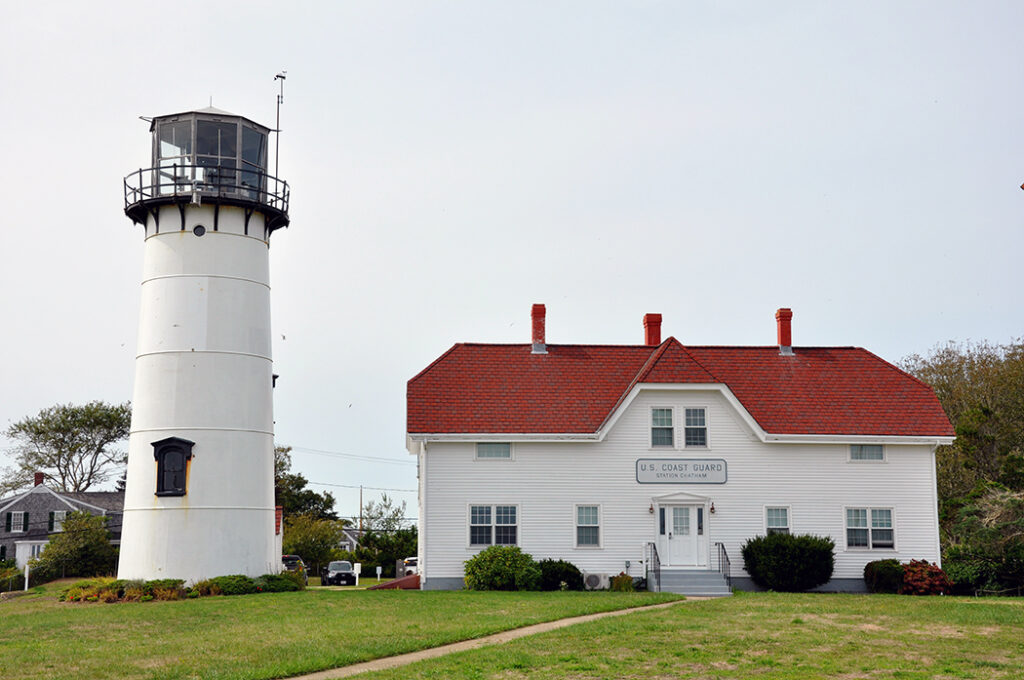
[0, 585, 678, 680]
[351, 591, 1024, 680]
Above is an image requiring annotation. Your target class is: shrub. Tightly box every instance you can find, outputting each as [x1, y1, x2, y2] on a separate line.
[191, 579, 222, 597]
[741, 533, 835, 592]
[901, 560, 952, 595]
[463, 546, 541, 591]
[255, 573, 303, 593]
[864, 559, 904, 593]
[0, 566, 25, 593]
[207, 574, 258, 595]
[610, 572, 635, 592]
[538, 559, 584, 591]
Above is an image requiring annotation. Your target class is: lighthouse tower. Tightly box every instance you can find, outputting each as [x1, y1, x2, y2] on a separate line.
[118, 107, 290, 582]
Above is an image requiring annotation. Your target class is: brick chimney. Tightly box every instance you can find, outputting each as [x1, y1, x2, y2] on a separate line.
[644, 314, 662, 345]
[531, 304, 547, 354]
[776, 308, 794, 356]
[275, 506, 283, 535]
[34, 472, 45, 486]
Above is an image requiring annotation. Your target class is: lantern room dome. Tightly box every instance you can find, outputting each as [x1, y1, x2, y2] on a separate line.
[124, 107, 290, 232]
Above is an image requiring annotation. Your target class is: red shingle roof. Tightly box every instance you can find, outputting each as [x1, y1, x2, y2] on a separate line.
[407, 337, 954, 437]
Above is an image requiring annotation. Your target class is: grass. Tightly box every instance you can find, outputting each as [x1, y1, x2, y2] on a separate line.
[0, 583, 679, 680]
[350, 591, 1024, 679]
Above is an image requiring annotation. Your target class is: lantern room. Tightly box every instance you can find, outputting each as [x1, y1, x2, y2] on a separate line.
[124, 106, 289, 232]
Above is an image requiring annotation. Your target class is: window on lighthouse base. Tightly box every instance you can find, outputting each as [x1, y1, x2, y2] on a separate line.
[152, 437, 195, 497]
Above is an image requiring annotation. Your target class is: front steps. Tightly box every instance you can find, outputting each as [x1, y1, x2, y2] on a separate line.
[653, 568, 732, 597]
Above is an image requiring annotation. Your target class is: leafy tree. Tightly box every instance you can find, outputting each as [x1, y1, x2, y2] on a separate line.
[281, 514, 346, 577]
[360, 493, 409, 532]
[2, 401, 131, 494]
[902, 340, 1024, 503]
[28, 511, 117, 583]
[353, 525, 418, 577]
[274, 446, 338, 520]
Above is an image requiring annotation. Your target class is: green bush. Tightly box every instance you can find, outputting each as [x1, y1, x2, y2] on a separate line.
[207, 574, 258, 595]
[463, 546, 541, 591]
[741, 533, 835, 592]
[255, 573, 304, 592]
[538, 559, 584, 591]
[610, 572, 635, 592]
[864, 559, 904, 593]
[0, 565, 25, 592]
[900, 560, 952, 595]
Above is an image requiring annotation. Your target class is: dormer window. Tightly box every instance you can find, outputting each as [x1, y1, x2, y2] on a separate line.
[152, 437, 195, 497]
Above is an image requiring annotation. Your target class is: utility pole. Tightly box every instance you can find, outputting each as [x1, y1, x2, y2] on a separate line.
[359, 485, 363, 532]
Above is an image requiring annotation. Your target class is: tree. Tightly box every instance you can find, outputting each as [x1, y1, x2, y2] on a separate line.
[29, 511, 117, 583]
[360, 493, 409, 532]
[274, 446, 338, 520]
[901, 340, 1024, 506]
[282, 514, 347, 577]
[3, 401, 132, 495]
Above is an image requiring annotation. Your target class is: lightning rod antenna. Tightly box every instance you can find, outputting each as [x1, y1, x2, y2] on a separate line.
[274, 71, 287, 179]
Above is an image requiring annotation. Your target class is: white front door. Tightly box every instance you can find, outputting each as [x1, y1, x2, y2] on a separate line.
[658, 504, 707, 567]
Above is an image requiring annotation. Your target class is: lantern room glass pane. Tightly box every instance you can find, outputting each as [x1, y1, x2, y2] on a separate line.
[242, 126, 267, 169]
[158, 121, 192, 160]
[197, 120, 237, 157]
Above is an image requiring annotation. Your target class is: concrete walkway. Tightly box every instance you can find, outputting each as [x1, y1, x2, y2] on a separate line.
[291, 597, 702, 679]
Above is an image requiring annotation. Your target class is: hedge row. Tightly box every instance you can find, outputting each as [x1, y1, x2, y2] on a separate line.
[59, 571, 305, 603]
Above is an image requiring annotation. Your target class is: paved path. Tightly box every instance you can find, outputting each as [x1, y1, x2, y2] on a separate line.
[291, 597, 702, 679]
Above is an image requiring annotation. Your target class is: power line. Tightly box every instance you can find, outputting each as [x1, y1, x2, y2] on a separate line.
[288, 446, 416, 467]
[308, 481, 416, 493]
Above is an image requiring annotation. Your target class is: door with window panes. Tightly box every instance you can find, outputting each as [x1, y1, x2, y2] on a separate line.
[658, 505, 708, 567]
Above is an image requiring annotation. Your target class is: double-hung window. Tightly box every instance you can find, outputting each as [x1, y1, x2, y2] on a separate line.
[6, 511, 27, 533]
[49, 510, 67, 532]
[651, 408, 674, 447]
[576, 505, 600, 547]
[470, 505, 518, 546]
[850, 445, 884, 461]
[766, 507, 790, 535]
[846, 508, 894, 549]
[684, 408, 707, 447]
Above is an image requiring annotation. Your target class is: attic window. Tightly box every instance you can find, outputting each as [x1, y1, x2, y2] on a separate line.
[152, 437, 195, 496]
[476, 443, 511, 460]
[850, 445, 884, 462]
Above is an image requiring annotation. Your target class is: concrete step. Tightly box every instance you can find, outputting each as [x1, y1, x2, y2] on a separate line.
[653, 569, 732, 597]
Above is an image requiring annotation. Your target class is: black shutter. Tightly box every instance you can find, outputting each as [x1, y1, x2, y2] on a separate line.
[49, 511, 55, 532]
[0, 544, 5, 560]
[4, 512, 9, 532]
[23, 513, 29, 532]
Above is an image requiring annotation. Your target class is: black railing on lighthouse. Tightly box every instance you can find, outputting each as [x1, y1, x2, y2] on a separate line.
[123, 163, 290, 232]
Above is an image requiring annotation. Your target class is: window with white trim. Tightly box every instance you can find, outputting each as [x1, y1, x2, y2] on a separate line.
[766, 507, 790, 535]
[575, 505, 600, 547]
[846, 508, 894, 549]
[30, 543, 45, 559]
[476, 443, 511, 460]
[684, 408, 707, 447]
[651, 408, 674, 447]
[850, 445, 884, 461]
[6, 511, 27, 533]
[50, 510, 67, 532]
[470, 505, 517, 546]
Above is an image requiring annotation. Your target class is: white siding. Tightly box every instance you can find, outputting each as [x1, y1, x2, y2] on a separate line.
[419, 388, 941, 586]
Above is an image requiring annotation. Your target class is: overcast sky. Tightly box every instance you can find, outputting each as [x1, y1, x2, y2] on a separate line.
[2, 1, 1022, 521]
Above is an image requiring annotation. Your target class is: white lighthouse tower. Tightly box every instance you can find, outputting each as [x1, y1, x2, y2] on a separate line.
[118, 107, 289, 582]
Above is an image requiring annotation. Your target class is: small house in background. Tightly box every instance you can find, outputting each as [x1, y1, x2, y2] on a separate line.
[406, 306, 955, 594]
[0, 473, 124, 569]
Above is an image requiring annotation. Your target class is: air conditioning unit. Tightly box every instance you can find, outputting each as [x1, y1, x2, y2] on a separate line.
[582, 571, 610, 590]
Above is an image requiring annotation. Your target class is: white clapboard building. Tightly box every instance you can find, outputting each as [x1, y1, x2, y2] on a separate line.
[406, 306, 954, 594]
